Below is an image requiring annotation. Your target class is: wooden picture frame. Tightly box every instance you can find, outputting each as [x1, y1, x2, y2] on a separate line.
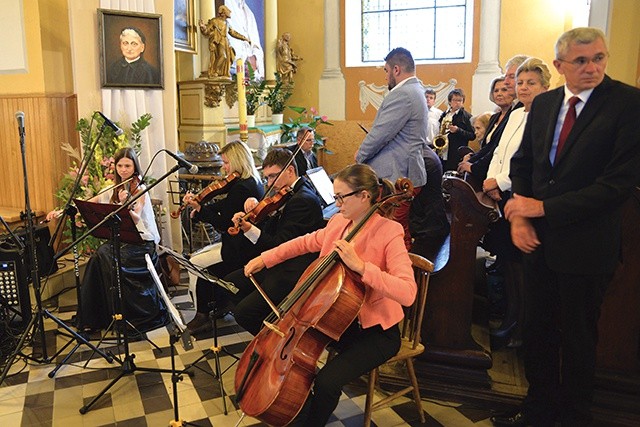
[98, 9, 164, 89]
[174, 0, 197, 53]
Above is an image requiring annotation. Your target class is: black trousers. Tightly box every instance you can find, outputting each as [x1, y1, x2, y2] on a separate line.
[522, 248, 610, 426]
[223, 254, 316, 335]
[290, 322, 400, 427]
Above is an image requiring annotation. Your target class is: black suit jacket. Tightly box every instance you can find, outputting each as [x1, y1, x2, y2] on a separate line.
[192, 177, 265, 273]
[469, 103, 522, 180]
[510, 75, 640, 274]
[287, 144, 318, 176]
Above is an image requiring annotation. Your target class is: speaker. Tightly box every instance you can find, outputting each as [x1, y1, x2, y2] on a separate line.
[0, 252, 31, 326]
[0, 224, 58, 279]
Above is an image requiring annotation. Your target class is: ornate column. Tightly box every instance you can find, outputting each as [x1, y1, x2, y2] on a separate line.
[198, 0, 215, 78]
[319, 0, 345, 119]
[471, 0, 502, 115]
[264, 0, 278, 81]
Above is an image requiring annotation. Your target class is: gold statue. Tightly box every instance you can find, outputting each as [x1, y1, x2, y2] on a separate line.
[199, 5, 251, 78]
[276, 32, 302, 85]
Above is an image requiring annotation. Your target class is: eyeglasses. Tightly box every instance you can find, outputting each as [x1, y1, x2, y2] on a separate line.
[263, 169, 283, 182]
[333, 189, 361, 204]
[557, 53, 608, 68]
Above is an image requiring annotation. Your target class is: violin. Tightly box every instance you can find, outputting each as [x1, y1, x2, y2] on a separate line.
[226, 129, 311, 234]
[227, 186, 293, 235]
[110, 175, 142, 205]
[234, 178, 414, 426]
[170, 171, 240, 219]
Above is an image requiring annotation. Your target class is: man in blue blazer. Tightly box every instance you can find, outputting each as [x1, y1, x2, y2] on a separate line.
[355, 47, 427, 247]
[494, 28, 640, 426]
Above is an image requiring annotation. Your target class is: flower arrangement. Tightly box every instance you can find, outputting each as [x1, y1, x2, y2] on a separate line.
[280, 106, 333, 153]
[245, 62, 266, 116]
[56, 113, 152, 253]
[265, 72, 293, 114]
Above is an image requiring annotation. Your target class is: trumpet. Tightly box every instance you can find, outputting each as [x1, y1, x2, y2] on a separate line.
[433, 117, 452, 154]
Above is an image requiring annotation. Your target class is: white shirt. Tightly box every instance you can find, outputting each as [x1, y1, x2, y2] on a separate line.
[548, 85, 593, 163]
[486, 108, 529, 192]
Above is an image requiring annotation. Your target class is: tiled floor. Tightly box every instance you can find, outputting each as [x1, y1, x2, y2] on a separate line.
[1, 285, 500, 426]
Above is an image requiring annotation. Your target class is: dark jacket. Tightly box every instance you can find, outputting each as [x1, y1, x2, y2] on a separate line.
[192, 176, 264, 272]
[440, 108, 475, 171]
[510, 75, 640, 274]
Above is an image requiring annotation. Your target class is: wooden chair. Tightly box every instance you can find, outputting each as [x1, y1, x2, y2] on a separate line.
[363, 253, 434, 426]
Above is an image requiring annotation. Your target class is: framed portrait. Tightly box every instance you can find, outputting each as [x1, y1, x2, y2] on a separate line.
[98, 9, 164, 89]
[174, 0, 197, 53]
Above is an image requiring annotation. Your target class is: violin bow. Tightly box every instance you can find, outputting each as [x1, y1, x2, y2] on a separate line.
[262, 128, 313, 197]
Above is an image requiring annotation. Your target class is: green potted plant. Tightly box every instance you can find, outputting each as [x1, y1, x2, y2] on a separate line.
[280, 106, 333, 154]
[265, 72, 293, 124]
[245, 62, 266, 127]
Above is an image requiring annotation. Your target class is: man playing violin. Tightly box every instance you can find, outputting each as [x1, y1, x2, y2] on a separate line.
[221, 147, 325, 336]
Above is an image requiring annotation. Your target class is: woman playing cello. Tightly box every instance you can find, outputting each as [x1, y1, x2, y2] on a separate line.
[243, 163, 417, 425]
[182, 140, 264, 334]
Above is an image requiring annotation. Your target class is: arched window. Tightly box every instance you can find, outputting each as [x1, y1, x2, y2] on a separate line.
[345, 0, 474, 67]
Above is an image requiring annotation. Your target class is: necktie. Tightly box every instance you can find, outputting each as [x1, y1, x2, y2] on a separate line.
[555, 96, 581, 161]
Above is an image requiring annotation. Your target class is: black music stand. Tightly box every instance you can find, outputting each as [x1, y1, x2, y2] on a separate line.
[159, 245, 239, 415]
[73, 199, 174, 414]
[145, 254, 202, 427]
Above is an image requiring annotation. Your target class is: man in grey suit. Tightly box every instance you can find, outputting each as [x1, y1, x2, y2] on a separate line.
[492, 28, 640, 426]
[355, 47, 427, 248]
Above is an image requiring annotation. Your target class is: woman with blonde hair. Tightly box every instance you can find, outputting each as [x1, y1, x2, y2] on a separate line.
[183, 140, 264, 333]
[482, 57, 551, 347]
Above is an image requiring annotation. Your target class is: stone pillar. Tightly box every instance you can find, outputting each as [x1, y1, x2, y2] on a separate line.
[319, 0, 345, 119]
[198, 0, 216, 78]
[264, 0, 278, 81]
[471, 0, 502, 115]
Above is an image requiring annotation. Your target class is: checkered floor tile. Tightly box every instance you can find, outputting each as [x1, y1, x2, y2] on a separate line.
[1, 286, 497, 426]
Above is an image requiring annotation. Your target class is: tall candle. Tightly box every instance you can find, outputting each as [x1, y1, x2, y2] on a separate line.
[237, 58, 248, 142]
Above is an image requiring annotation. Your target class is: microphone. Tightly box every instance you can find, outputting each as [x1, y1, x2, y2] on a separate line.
[15, 111, 25, 138]
[96, 111, 124, 136]
[165, 149, 198, 174]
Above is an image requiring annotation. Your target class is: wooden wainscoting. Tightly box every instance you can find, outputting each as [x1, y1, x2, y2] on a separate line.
[0, 94, 79, 214]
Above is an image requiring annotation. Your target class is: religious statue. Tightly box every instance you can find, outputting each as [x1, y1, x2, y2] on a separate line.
[276, 32, 302, 85]
[199, 5, 252, 78]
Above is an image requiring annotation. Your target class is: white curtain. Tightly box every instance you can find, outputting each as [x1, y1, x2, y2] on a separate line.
[100, 0, 173, 248]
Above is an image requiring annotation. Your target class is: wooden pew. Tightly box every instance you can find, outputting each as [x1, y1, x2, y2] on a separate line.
[419, 175, 499, 369]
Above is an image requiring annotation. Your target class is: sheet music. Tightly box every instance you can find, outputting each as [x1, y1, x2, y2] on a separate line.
[145, 254, 194, 350]
[158, 245, 239, 294]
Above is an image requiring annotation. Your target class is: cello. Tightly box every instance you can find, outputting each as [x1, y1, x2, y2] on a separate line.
[234, 178, 413, 426]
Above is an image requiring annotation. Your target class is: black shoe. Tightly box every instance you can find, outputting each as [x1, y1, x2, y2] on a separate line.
[491, 411, 531, 426]
[189, 321, 213, 336]
[186, 312, 208, 332]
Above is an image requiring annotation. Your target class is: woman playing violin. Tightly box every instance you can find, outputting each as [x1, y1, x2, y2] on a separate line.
[220, 148, 325, 336]
[183, 140, 264, 334]
[46, 147, 167, 332]
[243, 164, 417, 426]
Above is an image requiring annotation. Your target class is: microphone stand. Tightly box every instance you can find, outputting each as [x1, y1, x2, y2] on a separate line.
[59, 164, 182, 415]
[0, 115, 50, 383]
[47, 205, 114, 378]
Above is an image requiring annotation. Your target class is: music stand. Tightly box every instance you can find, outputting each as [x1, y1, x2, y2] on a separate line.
[159, 245, 240, 415]
[74, 199, 174, 414]
[145, 254, 201, 427]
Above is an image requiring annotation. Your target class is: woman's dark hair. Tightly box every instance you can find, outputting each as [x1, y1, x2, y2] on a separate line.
[110, 147, 142, 203]
[334, 164, 396, 218]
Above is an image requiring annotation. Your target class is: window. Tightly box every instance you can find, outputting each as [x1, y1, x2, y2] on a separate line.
[345, 0, 474, 67]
